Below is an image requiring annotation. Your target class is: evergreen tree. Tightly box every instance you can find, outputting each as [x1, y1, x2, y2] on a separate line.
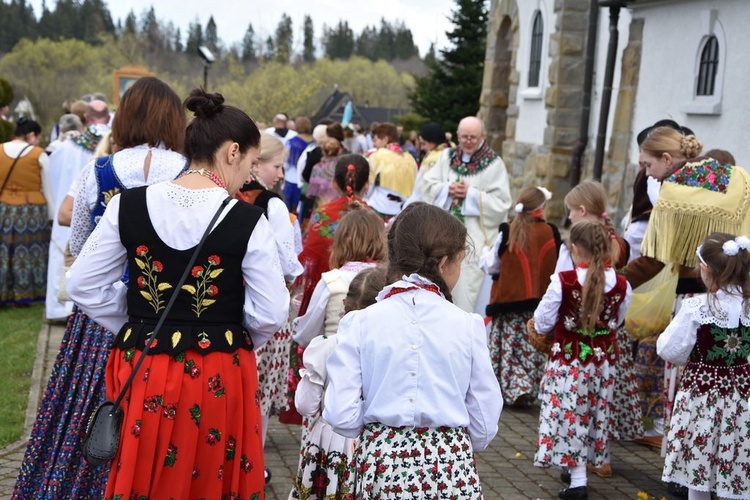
[274, 14, 293, 64]
[302, 15, 315, 63]
[409, 0, 489, 132]
[241, 23, 257, 63]
[323, 21, 354, 60]
[373, 18, 395, 61]
[264, 36, 275, 62]
[185, 18, 203, 56]
[205, 15, 219, 53]
[124, 10, 137, 35]
[141, 7, 162, 51]
[355, 25, 377, 61]
[393, 21, 418, 59]
[174, 27, 183, 52]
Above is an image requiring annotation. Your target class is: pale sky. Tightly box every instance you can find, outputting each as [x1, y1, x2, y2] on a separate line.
[27, 0, 456, 56]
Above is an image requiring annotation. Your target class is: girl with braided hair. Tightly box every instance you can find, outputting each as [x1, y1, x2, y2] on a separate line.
[533, 220, 632, 500]
[560, 181, 643, 477]
[324, 202, 502, 498]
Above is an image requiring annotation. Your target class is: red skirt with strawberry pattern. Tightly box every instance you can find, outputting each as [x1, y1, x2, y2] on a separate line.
[104, 348, 265, 499]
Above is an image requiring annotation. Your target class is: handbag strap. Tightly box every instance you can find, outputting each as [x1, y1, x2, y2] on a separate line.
[110, 195, 233, 410]
[0, 144, 33, 194]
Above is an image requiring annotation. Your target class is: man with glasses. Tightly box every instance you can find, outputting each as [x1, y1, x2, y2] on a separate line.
[421, 116, 511, 313]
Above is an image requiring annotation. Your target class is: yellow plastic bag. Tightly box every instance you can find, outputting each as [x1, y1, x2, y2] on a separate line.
[624, 264, 678, 341]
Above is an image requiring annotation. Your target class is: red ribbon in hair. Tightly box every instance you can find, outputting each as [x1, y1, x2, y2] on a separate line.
[345, 164, 356, 199]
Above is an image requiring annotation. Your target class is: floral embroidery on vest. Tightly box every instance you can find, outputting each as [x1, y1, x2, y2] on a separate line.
[134, 245, 173, 313]
[181, 254, 223, 317]
[705, 325, 750, 366]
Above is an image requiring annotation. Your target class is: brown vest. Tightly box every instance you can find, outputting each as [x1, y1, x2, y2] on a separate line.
[0, 145, 46, 205]
[487, 220, 560, 315]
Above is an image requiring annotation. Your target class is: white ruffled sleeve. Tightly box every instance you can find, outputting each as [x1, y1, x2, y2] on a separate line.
[323, 311, 365, 438]
[69, 163, 98, 256]
[657, 297, 700, 365]
[554, 244, 574, 273]
[533, 274, 563, 334]
[67, 194, 129, 333]
[479, 231, 503, 275]
[266, 197, 303, 282]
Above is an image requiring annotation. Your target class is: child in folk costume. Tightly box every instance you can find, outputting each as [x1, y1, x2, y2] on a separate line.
[560, 182, 643, 478]
[239, 132, 303, 483]
[284, 156, 372, 425]
[482, 186, 561, 405]
[533, 220, 632, 500]
[290, 266, 388, 500]
[657, 233, 750, 500]
[324, 202, 503, 498]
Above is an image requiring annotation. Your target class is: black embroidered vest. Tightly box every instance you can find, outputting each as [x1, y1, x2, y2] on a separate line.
[116, 186, 263, 355]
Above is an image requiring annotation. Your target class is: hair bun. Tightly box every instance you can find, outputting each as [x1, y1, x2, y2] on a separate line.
[184, 88, 225, 119]
[680, 135, 703, 159]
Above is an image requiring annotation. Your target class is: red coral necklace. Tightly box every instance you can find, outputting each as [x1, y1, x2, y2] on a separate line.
[181, 168, 227, 190]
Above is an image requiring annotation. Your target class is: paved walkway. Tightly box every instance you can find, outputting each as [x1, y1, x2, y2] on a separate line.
[1, 324, 673, 499]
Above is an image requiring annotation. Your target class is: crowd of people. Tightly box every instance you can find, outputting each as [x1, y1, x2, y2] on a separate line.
[1, 76, 748, 500]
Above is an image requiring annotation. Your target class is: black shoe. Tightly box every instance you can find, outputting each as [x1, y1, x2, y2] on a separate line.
[560, 468, 571, 485]
[558, 486, 588, 500]
[665, 481, 688, 499]
[264, 467, 272, 484]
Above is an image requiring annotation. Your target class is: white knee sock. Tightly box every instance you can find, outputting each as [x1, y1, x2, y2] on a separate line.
[569, 465, 587, 488]
[688, 489, 711, 500]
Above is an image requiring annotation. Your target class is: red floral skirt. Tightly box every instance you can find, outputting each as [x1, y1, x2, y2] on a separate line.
[105, 348, 264, 499]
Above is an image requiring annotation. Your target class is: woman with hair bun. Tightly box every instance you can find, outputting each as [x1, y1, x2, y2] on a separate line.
[66, 88, 289, 498]
[13, 77, 189, 500]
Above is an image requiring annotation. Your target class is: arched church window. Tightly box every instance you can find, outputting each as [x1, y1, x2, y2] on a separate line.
[696, 36, 719, 96]
[528, 11, 543, 88]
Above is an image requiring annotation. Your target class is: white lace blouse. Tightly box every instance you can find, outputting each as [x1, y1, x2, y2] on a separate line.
[69, 144, 187, 256]
[67, 182, 289, 348]
[265, 196, 303, 282]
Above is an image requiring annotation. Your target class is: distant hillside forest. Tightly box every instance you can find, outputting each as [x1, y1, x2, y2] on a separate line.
[0, 0, 426, 64]
[0, 0, 431, 134]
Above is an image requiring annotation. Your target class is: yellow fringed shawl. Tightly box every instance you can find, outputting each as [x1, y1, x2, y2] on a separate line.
[641, 158, 750, 267]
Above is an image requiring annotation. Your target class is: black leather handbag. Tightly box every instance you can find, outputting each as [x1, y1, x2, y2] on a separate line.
[82, 196, 231, 465]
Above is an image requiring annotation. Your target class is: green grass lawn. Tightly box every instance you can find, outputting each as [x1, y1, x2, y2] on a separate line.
[0, 303, 44, 448]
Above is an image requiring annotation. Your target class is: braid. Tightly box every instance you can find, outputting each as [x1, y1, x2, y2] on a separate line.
[600, 216, 620, 265]
[418, 254, 453, 302]
[345, 164, 356, 200]
[572, 221, 610, 331]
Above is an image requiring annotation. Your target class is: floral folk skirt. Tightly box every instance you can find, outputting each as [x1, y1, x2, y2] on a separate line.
[347, 423, 482, 499]
[663, 387, 750, 499]
[290, 416, 355, 500]
[256, 320, 293, 417]
[488, 310, 546, 405]
[12, 306, 113, 499]
[534, 359, 615, 468]
[0, 203, 49, 305]
[609, 326, 644, 440]
[104, 348, 265, 499]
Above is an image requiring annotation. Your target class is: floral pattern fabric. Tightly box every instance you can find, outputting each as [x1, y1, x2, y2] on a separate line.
[346, 423, 482, 499]
[665, 157, 731, 193]
[610, 326, 644, 441]
[534, 359, 615, 468]
[488, 310, 546, 405]
[0, 203, 50, 305]
[105, 348, 265, 499]
[256, 319, 293, 416]
[290, 417, 354, 500]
